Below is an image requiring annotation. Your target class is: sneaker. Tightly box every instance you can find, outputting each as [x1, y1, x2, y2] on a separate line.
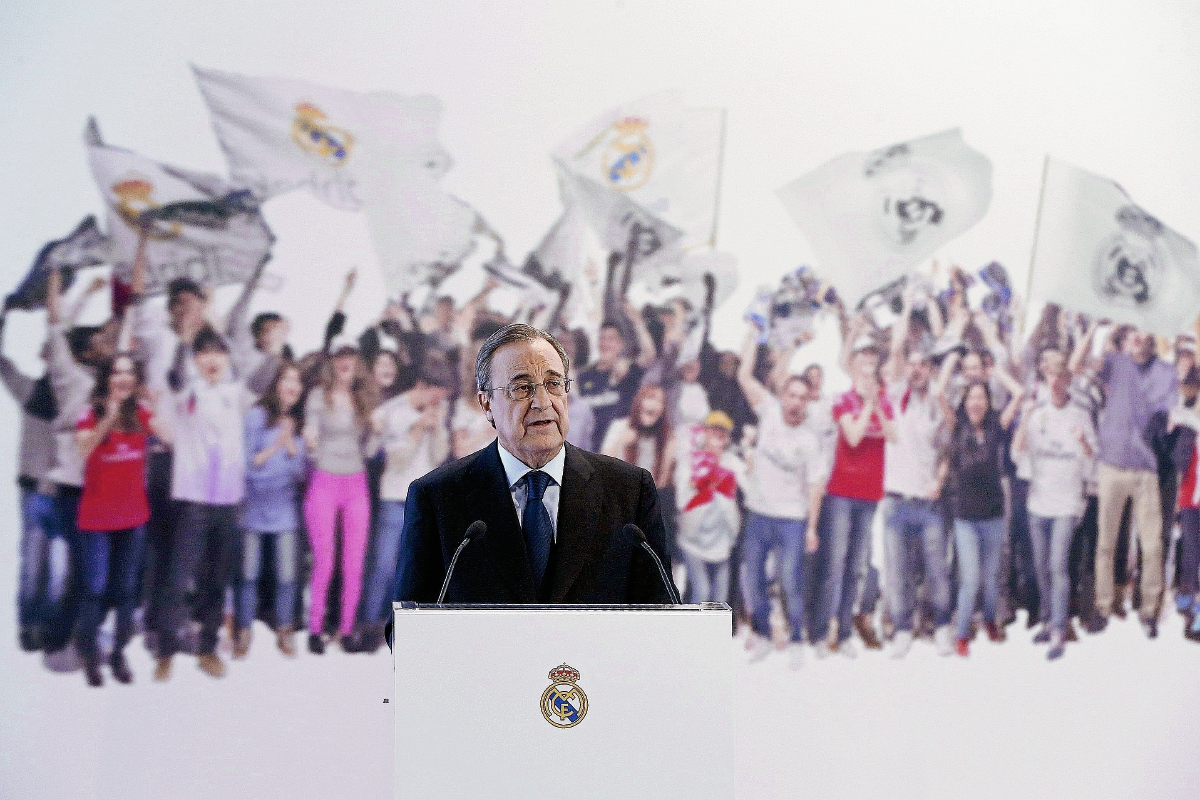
[934, 626, 955, 657]
[746, 634, 771, 664]
[1047, 630, 1066, 661]
[955, 638, 970, 657]
[232, 627, 252, 660]
[853, 614, 883, 650]
[1032, 626, 1052, 644]
[83, 654, 103, 688]
[984, 622, 1005, 643]
[835, 639, 858, 659]
[1140, 617, 1158, 640]
[197, 653, 227, 678]
[1175, 594, 1194, 613]
[1065, 620, 1079, 642]
[308, 633, 326, 655]
[811, 640, 832, 659]
[786, 642, 805, 671]
[1084, 614, 1108, 634]
[1187, 614, 1200, 642]
[154, 656, 172, 682]
[18, 627, 43, 652]
[276, 627, 297, 658]
[890, 630, 914, 660]
[109, 651, 133, 684]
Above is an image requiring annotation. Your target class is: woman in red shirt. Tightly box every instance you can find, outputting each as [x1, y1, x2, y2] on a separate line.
[74, 353, 160, 687]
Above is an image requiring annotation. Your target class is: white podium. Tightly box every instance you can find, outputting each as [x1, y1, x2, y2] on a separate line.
[391, 602, 733, 800]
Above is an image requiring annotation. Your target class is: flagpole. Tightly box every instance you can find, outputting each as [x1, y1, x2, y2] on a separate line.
[1020, 154, 1051, 341]
[708, 108, 728, 250]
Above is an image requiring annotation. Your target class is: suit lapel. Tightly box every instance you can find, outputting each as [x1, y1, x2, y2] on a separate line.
[548, 444, 604, 603]
[469, 442, 537, 602]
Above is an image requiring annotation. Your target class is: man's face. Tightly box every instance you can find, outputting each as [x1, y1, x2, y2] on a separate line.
[195, 348, 229, 385]
[1039, 349, 1065, 382]
[597, 326, 624, 363]
[779, 378, 809, 424]
[907, 354, 933, 390]
[718, 353, 738, 379]
[169, 290, 206, 332]
[1126, 330, 1155, 364]
[256, 319, 289, 353]
[703, 426, 731, 454]
[479, 338, 570, 468]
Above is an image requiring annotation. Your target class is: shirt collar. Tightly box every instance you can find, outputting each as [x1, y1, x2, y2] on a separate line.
[497, 442, 566, 490]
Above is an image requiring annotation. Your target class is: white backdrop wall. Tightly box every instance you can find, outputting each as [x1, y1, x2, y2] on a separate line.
[2, 2, 1200, 799]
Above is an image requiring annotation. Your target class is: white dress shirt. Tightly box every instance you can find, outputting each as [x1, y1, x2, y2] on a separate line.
[497, 443, 566, 542]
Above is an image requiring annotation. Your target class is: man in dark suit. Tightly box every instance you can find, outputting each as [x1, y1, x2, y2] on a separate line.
[394, 323, 676, 604]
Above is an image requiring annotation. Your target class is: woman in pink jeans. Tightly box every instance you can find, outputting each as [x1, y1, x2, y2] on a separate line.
[302, 345, 379, 654]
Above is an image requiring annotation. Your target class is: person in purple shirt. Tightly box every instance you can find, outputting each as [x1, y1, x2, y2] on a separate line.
[1072, 322, 1177, 637]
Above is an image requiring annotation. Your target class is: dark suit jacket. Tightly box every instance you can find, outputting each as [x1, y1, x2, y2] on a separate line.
[394, 441, 677, 604]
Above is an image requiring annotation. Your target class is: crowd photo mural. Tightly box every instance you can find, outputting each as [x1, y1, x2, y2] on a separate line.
[2, 4, 1199, 798]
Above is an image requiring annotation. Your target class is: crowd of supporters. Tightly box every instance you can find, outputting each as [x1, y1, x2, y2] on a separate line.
[6, 239, 1200, 686]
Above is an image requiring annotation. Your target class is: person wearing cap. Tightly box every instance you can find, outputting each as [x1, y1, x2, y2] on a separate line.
[674, 411, 744, 606]
[356, 358, 455, 651]
[153, 325, 257, 680]
[736, 321, 829, 668]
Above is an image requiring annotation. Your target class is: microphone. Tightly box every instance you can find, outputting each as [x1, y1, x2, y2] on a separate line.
[623, 523, 681, 605]
[437, 521, 488, 604]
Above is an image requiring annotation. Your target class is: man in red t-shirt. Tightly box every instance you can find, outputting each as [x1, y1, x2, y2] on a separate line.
[811, 342, 896, 656]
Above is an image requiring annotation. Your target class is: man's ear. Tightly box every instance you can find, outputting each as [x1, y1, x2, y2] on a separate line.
[477, 391, 495, 428]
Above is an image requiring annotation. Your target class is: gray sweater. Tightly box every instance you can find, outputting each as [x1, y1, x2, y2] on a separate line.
[0, 328, 56, 491]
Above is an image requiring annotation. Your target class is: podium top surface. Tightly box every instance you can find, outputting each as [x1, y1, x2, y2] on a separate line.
[394, 601, 731, 613]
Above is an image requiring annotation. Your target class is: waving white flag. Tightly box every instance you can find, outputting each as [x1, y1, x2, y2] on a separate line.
[1030, 157, 1200, 336]
[86, 118, 273, 295]
[777, 127, 992, 306]
[555, 92, 724, 250]
[193, 66, 481, 295]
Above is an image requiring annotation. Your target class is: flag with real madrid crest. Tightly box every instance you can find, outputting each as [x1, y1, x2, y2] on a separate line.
[1029, 157, 1200, 336]
[554, 92, 726, 251]
[777, 127, 993, 307]
[192, 65, 483, 295]
[85, 117, 274, 296]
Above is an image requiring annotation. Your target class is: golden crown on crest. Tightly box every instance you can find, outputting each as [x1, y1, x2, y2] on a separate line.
[547, 663, 581, 683]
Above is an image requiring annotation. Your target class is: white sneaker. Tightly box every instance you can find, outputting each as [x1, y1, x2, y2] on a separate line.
[890, 630, 914, 659]
[812, 640, 831, 659]
[835, 639, 858, 659]
[933, 625, 954, 657]
[747, 634, 772, 664]
[786, 642, 805, 671]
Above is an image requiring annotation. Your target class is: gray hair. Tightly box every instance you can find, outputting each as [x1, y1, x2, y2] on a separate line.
[474, 323, 571, 393]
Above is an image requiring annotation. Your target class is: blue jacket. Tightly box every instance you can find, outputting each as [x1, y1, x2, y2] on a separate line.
[242, 406, 306, 532]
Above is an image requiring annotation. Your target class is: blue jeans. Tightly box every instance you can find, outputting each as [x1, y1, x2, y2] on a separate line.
[366, 500, 406, 625]
[814, 494, 877, 644]
[17, 488, 67, 628]
[237, 529, 298, 629]
[43, 488, 82, 651]
[882, 495, 952, 630]
[740, 512, 808, 641]
[75, 527, 146, 658]
[682, 550, 730, 604]
[953, 516, 1006, 639]
[1029, 514, 1077, 633]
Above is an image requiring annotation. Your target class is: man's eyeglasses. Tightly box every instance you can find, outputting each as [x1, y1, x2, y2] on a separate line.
[482, 378, 572, 402]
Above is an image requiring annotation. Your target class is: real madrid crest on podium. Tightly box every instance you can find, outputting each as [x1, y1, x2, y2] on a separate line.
[540, 664, 588, 729]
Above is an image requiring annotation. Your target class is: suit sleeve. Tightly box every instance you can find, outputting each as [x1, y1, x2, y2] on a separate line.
[631, 466, 679, 603]
[395, 478, 447, 605]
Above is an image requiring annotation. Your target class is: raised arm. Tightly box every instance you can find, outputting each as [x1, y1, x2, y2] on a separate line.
[1068, 318, 1101, 377]
[884, 289, 914, 384]
[736, 323, 769, 410]
[623, 297, 658, 370]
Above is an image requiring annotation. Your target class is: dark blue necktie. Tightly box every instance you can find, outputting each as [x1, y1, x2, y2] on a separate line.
[522, 470, 554, 591]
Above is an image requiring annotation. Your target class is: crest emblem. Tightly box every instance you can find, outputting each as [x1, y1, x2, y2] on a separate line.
[291, 102, 355, 166]
[602, 117, 655, 191]
[863, 144, 947, 248]
[111, 173, 181, 240]
[540, 663, 588, 729]
[1092, 205, 1165, 307]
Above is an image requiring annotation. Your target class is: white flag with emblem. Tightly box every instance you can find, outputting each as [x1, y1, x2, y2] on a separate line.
[777, 128, 992, 306]
[193, 66, 482, 295]
[554, 92, 725, 250]
[1029, 157, 1200, 336]
[85, 118, 274, 296]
